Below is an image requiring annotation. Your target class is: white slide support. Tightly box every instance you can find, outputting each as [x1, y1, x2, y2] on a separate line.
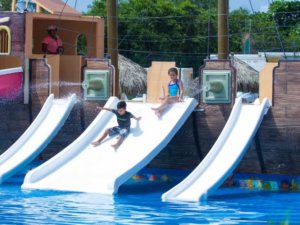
[22, 97, 198, 194]
[162, 98, 270, 202]
[0, 94, 76, 183]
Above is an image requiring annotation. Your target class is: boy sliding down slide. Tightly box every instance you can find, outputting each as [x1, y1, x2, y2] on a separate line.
[151, 67, 184, 118]
[91, 101, 141, 150]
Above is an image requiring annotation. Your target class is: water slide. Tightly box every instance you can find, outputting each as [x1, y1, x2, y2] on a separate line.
[162, 97, 270, 202]
[22, 97, 198, 194]
[0, 94, 76, 183]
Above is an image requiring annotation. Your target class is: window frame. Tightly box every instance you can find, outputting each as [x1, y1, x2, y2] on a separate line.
[0, 26, 11, 55]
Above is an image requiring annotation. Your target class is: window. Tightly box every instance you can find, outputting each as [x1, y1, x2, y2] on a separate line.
[76, 34, 87, 56]
[82, 69, 110, 100]
[202, 70, 232, 104]
[0, 26, 11, 55]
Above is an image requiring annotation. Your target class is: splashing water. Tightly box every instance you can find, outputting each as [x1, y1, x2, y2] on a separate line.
[30, 82, 82, 91]
[59, 81, 82, 87]
[184, 79, 204, 98]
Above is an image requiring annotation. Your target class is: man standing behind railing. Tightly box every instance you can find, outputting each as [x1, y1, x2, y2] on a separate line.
[42, 25, 64, 55]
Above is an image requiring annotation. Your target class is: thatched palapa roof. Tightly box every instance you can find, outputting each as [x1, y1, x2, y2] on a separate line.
[118, 54, 147, 97]
[233, 57, 259, 92]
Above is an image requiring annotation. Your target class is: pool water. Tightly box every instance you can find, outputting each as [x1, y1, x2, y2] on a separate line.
[0, 168, 300, 225]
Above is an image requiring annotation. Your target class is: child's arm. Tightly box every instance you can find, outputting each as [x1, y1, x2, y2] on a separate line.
[96, 106, 112, 111]
[132, 115, 142, 121]
[159, 85, 166, 100]
[178, 80, 184, 101]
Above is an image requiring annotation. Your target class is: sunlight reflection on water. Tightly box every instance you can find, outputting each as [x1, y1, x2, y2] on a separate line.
[0, 174, 299, 224]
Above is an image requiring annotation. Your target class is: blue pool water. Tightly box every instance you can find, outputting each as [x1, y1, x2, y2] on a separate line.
[0, 167, 300, 225]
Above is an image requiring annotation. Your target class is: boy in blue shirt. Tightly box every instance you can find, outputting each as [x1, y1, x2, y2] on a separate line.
[92, 101, 141, 149]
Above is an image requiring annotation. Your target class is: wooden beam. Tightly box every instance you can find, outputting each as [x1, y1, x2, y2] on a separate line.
[32, 0, 81, 15]
[218, 0, 229, 59]
[107, 0, 119, 97]
[36, 4, 41, 13]
[0, 17, 10, 23]
[11, 0, 16, 12]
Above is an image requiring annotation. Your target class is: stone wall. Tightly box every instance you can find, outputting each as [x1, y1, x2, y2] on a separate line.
[0, 12, 25, 55]
[253, 60, 300, 175]
[0, 104, 30, 154]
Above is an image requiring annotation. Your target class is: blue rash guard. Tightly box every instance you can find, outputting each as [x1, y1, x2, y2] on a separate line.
[168, 80, 180, 96]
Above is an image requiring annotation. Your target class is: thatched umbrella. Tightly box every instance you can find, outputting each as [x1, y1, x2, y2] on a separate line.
[118, 54, 147, 98]
[233, 57, 259, 92]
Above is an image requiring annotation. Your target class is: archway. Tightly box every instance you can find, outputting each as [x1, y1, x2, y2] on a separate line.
[76, 34, 87, 56]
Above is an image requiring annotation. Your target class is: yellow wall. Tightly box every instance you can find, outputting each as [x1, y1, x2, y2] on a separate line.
[147, 61, 176, 103]
[60, 55, 82, 82]
[0, 56, 22, 69]
[46, 55, 60, 96]
[30, 55, 83, 97]
[45, 55, 84, 97]
[259, 63, 278, 105]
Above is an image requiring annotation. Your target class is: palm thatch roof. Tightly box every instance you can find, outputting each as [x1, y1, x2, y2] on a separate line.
[233, 57, 259, 92]
[119, 54, 147, 98]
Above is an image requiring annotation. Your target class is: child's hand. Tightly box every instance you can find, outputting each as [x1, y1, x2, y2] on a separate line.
[96, 106, 103, 110]
[136, 116, 142, 121]
[178, 98, 184, 102]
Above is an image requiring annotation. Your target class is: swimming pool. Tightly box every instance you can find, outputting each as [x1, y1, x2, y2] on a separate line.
[0, 167, 299, 224]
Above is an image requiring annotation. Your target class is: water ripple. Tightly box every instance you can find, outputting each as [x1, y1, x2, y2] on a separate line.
[0, 182, 299, 224]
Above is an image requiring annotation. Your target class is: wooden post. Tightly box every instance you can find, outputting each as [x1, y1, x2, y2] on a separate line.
[36, 4, 41, 13]
[218, 0, 229, 60]
[11, 0, 16, 12]
[106, 0, 119, 97]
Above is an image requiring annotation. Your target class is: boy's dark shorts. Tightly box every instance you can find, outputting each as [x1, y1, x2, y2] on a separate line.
[108, 126, 129, 138]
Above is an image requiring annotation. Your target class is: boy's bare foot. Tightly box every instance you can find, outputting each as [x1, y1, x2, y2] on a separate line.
[91, 141, 101, 147]
[151, 107, 161, 118]
[154, 110, 161, 119]
[111, 143, 119, 151]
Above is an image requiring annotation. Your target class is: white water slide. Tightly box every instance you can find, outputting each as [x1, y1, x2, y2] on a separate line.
[22, 97, 198, 194]
[0, 94, 76, 183]
[162, 98, 270, 202]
